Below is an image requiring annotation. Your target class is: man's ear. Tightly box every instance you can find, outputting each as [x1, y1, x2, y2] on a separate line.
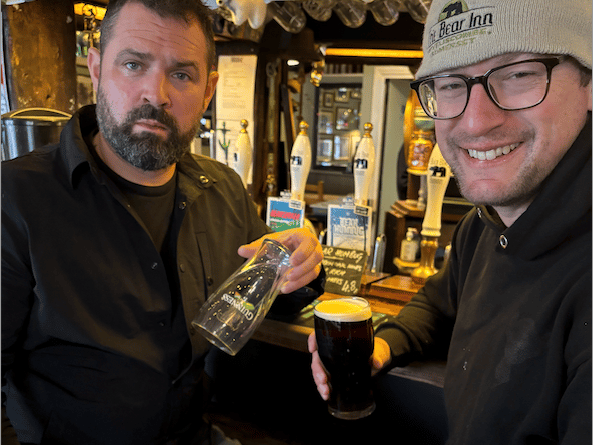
[202, 70, 219, 113]
[87, 47, 101, 93]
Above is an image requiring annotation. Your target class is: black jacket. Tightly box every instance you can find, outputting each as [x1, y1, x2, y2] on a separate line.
[378, 115, 592, 444]
[1, 106, 323, 444]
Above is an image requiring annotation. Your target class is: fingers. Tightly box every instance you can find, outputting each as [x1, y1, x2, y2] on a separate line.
[371, 337, 392, 376]
[308, 334, 390, 401]
[282, 229, 323, 268]
[307, 331, 317, 353]
[240, 229, 323, 294]
[280, 263, 322, 294]
[280, 229, 323, 293]
[264, 229, 321, 264]
[312, 351, 330, 401]
[308, 332, 330, 401]
[237, 239, 261, 259]
[238, 229, 323, 269]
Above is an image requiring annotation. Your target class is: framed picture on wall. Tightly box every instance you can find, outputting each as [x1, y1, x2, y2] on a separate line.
[317, 137, 333, 162]
[312, 82, 362, 169]
[318, 110, 333, 134]
[335, 107, 351, 130]
[335, 87, 350, 102]
[322, 92, 334, 108]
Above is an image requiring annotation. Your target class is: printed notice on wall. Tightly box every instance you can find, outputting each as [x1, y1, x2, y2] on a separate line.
[321, 245, 367, 296]
[214, 55, 257, 182]
[327, 204, 373, 255]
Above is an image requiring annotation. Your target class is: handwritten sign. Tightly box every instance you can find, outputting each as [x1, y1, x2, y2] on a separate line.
[321, 245, 367, 296]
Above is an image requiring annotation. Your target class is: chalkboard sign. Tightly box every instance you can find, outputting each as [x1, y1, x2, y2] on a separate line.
[321, 245, 368, 296]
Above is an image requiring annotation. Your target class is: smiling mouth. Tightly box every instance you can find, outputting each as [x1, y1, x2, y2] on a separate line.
[466, 143, 519, 161]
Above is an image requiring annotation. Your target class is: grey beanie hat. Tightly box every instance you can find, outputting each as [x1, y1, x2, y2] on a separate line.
[415, 0, 593, 79]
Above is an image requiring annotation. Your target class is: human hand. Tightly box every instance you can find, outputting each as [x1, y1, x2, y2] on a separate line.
[237, 228, 323, 294]
[307, 332, 392, 401]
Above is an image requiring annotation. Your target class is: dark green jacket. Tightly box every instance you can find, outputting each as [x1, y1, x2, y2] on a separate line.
[1, 106, 321, 444]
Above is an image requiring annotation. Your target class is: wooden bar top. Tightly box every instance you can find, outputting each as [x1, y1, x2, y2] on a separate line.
[253, 274, 423, 353]
[359, 271, 391, 297]
[368, 274, 423, 305]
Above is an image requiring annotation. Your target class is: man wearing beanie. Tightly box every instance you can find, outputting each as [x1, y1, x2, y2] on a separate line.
[310, 0, 591, 443]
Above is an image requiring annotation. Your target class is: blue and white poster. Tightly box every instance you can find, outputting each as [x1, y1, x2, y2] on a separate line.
[327, 204, 372, 254]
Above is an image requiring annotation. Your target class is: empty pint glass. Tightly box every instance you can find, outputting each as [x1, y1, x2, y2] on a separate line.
[314, 297, 375, 420]
[192, 238, 292, 356]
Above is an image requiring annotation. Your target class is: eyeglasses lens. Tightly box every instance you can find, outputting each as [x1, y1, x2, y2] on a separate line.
[418, 60, 550, 119]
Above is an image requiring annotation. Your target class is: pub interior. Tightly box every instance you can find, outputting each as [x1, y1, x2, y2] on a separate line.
[3, 1, 457, 443]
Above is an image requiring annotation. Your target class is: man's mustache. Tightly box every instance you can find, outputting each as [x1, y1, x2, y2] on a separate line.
[125, 104, 178, 130]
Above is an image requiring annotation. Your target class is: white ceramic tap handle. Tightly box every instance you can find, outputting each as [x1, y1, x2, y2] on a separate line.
[230, 119, 252, 188]
[354, 123, 375, 207]
[290, 121, 312, 201]
[421, 144, 452, 238]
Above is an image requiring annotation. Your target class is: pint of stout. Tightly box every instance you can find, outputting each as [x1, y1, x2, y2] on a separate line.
[314, 297, 375, 420]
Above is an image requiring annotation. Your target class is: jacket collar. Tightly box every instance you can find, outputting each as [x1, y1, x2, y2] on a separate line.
[58, 105, 100, 188]
[176, 152, 218, 205]
[58, 105, 217, 201]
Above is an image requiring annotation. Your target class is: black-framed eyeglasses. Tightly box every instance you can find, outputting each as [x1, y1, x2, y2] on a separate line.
[410, 57, 562, 120]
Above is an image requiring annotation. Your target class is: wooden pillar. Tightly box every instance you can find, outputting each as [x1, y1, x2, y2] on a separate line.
[3, 0, 77, 113]
[251, 52, 270, 207]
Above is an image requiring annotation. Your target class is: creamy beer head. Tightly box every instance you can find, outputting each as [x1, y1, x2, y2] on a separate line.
[314, 297, 372, 323]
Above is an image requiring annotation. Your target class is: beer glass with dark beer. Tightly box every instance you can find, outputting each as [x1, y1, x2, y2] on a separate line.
[314, 297, 375, 420]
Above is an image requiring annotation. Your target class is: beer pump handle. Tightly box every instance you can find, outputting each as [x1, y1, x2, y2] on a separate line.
[353, 123, 375, 207]
[411, 144, 452, 285]
[231, 119, 252, 188]
[421, 144, 452, 238]
[290, 121, 312, 201]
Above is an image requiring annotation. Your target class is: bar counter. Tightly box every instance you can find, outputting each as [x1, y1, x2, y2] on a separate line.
[252, 272, 446, 391]
[208, 273, 448, 444]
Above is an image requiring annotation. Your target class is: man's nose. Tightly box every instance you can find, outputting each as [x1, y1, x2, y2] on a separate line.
[141, 72, 171, 108]
[460, 83, 506, 133]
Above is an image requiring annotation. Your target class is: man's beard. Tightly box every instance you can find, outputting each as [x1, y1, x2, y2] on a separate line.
[95, 88, 199, 171]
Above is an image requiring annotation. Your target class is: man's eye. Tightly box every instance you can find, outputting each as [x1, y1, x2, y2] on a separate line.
[438, 81, 464, 91]
[505, 70, 538, 80]
[125, 61, 141, 71]
[496, 61, 547, 83]
[173, 72, 194, 82]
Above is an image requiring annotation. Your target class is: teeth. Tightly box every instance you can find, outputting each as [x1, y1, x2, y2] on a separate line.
[467, 144, 518, 160]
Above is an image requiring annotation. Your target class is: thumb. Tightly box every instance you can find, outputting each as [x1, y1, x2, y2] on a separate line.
[237, 239, 262, 259]
[372, 337, 392, 372]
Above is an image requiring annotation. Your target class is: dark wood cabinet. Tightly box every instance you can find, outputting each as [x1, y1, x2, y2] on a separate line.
[383, 199, 473, 274]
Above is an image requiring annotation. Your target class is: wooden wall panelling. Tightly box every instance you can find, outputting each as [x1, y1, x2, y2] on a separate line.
[3, 0, 77, 113]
